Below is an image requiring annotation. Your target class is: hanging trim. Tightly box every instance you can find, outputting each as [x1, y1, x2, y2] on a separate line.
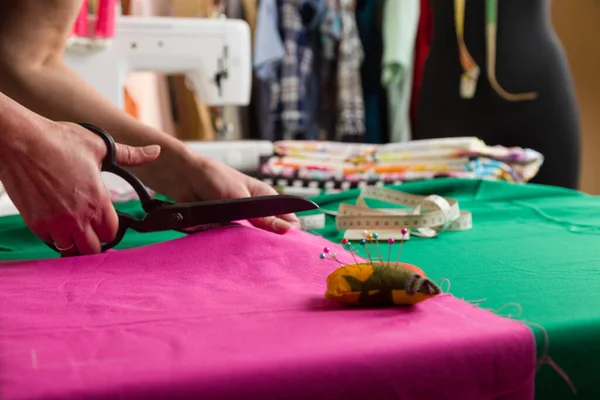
[454, 0, 538, 102]
[67, 0, 117, 51]
[454, 0, 480, 99]
[485, 0, 537, 101]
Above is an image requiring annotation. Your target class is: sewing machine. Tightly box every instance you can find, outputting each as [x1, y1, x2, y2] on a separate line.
[63, 15, 272, 175]
[64, 16, 251, 107]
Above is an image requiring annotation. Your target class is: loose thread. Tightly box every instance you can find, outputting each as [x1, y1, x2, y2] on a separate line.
[465, 298, 487, 307]
[491, 302, 523, 319]
[473, 299, 577, 395]
[434, 278, 451, 294]
[525, 320, 577, 395]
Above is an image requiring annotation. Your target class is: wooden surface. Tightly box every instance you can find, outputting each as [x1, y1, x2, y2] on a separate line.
[552, 1, 600, 193]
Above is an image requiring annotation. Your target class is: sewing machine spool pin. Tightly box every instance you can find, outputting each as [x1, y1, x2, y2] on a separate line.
[214, 45, 229, 97]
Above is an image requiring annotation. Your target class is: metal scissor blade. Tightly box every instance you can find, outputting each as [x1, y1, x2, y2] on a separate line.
[133, 195, 318, 233]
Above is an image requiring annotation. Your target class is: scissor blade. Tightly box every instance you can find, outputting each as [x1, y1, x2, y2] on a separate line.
[136, 195, 318, 232]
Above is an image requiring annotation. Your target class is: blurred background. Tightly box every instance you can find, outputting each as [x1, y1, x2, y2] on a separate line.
[97, 0, 600, 193]
[552, 1, 600, 194]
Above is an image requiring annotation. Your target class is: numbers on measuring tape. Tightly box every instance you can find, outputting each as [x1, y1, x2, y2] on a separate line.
[298, 186, 473, 235]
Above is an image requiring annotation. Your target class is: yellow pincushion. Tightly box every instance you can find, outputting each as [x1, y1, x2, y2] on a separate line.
[321, 233, 440, 307]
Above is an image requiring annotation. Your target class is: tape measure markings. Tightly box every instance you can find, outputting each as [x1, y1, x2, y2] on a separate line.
[297, 186, 473, 236]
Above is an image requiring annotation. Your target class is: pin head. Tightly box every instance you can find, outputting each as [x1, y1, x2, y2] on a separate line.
[359, 239, 366, 246]
[372, 233, 379, 240]
[366, 233, 373, 240]
[320, 253, 326, 259]
[323, 247, 330, 254]
[341, 238, 348, 245]
[401, 228, 408, 235]
[362, 230, 369, 238]
[388, 238, 395, 244]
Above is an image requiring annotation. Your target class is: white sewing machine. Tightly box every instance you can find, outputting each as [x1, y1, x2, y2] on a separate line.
[63, 15, 273, 173]
[64, 16, 252, 107]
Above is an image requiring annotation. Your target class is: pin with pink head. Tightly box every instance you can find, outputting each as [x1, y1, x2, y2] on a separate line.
[320, 247, 343, 266]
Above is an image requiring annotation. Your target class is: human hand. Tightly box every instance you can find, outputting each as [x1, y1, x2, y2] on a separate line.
[151, 152, 300, 234]
[0, 120, 160, 256]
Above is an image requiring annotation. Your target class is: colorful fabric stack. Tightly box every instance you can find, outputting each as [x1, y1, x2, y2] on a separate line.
[260, 137, 544, 184]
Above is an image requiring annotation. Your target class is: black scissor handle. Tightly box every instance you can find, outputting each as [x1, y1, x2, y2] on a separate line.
[78, 123, 157, 211]
[47, 123, 161, 256]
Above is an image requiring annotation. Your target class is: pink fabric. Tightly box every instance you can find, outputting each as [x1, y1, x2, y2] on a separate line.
[0, 225, 535, 400]
[71, 0, 88, 37]
[95, 0, 117, 38]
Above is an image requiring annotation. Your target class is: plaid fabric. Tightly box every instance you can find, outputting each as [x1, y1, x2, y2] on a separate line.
[318, 1, 341, 141]
[335, 0, 365, 142]
[319, 1, 342, 65]
[270, 0, 314, 140]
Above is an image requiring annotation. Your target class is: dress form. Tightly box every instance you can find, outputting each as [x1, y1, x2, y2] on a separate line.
[415, 0, 580, 189]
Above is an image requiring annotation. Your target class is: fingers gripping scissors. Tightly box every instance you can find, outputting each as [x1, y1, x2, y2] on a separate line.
[47, 123, 318, 254]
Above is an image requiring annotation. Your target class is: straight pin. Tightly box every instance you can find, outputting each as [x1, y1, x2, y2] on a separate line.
[387, 238, 394, 267]
[395, 228, 408, 263]
[341, 239, 361, 265]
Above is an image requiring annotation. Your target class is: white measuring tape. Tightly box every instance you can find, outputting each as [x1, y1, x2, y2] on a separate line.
[298, 186, 472, 238]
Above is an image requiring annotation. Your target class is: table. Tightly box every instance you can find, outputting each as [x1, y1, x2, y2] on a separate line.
[1, 178, 598, 399]
[305, 178, 600, 399]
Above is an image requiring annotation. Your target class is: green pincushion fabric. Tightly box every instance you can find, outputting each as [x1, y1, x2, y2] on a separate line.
[1, 178, 600, 399]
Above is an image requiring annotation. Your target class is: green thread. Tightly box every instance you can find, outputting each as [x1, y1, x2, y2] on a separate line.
[486, 0, 497, 24]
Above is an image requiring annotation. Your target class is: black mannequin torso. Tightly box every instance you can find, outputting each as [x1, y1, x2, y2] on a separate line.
[415, 0, 580, 189]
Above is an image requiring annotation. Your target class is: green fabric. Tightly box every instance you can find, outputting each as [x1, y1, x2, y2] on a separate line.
[304, 179, 598, 400]
[0, 200, 185, 261]
[486, 0, 498, 24]
[1, 178, 599, 399]
[381, 0, 420, 142]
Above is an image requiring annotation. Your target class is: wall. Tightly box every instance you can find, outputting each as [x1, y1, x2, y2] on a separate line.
[552, 0, 600, 193]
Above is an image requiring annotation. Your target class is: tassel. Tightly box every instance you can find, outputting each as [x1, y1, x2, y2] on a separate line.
[67, 0, 90, 51]
[72, 0, 89, 37]
[95, 0, 117, 38]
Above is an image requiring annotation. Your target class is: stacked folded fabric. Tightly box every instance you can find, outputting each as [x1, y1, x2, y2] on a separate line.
[260, 137, 544, 184]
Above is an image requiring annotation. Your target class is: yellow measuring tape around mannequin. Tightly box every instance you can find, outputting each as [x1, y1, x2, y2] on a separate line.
[298, 186, 473, 239]
[454, 0, 538, 101]
[454, 0, 480, 99]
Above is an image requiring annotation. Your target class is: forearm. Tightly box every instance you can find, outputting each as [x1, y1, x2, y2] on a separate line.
[0, 0, 182, 151]
[0, 61, 187, 154]
[0, 0, 192, 188]
[0, 91, 43, 179]
[0, 60, 195, 193]
[0, 90, 38, 154]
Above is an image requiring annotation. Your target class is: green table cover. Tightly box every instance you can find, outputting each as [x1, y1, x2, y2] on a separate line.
[1, 178, 599, 399]
[0, 200, 185, 260]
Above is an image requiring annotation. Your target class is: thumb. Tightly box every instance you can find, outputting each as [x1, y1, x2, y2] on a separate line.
[114, 143, 161, 166]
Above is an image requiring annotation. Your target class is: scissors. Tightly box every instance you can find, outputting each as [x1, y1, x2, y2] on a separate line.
[47, 123, 318, 254]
